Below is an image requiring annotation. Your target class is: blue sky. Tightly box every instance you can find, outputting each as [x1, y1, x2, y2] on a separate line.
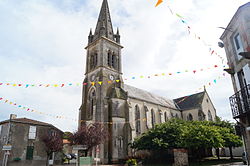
[0, 0, 249, 131]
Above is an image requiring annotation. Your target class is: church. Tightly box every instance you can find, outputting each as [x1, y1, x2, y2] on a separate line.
[79, 0, 217, 163]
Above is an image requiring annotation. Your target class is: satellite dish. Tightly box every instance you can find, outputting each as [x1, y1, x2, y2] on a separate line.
[218, 42, 224, 48]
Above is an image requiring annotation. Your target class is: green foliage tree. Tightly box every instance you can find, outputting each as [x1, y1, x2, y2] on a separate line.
[131, 118, 242, 160]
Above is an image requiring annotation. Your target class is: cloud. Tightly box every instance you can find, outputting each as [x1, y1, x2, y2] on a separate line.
[1, 0, 249, 131]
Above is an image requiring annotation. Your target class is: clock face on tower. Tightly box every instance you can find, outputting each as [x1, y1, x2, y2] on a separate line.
[109, 74, 114, 80]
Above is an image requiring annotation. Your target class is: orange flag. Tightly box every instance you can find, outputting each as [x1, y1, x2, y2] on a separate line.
[155, 0, 163, 7]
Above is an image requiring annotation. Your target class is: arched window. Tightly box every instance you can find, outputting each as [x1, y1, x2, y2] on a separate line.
[198, 110, 205, 121]
[187, 113, 193, 121]
[112, 54, 116, 68]
[164, 112, 168, 122]
[144, 106, 149, 129]
[151, 109, 155, 128]
[208, 110, 213, 121]
[108, 52, 111, 67]
[94, 53, 98, 67]
[135, 105, 141, 134]
[159, 110, 162, 123]
[88, 89, 96, 119]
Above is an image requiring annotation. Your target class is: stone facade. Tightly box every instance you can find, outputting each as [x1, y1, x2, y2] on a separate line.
[220, 2, 250, 162]
[0, 117, 63, 166]
[79, 0, 217, 164]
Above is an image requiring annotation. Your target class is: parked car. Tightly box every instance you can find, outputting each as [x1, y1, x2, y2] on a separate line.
[242, 151, 248, 165]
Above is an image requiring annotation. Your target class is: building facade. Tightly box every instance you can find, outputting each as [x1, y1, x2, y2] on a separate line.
[174, 89, 217, 122]
[79, 0, 217, 163]
[0, 116, 63, 166]
[220, 2, 250, 163]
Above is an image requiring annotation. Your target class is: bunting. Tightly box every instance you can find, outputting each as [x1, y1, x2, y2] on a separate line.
[0, 64, 225, 88]
[0, 73, 227, 123]
[154, 1, 227, 64]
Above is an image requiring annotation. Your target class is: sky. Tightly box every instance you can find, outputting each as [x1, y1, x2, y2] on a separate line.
[0, 0, 249, 132]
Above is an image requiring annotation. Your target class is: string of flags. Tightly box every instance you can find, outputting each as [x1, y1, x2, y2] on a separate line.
[0, 64, 226, 88]
[154, 1, 227, 65]
[0, 97, 77, 122]
[0, 72, 227, 123]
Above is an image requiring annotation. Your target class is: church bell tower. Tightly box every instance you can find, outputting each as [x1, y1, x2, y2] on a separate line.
[79, 0, 127, 163]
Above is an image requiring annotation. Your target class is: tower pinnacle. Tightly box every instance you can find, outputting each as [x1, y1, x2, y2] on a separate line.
[93, 0, 115, 41]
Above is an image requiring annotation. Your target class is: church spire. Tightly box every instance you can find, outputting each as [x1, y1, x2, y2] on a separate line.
[93, 0, 115, 42]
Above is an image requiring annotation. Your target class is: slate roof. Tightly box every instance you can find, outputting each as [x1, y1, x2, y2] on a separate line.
[0, 118, 53, 127]
[174, 91, 205, 110]
[124, 84, 177, 109]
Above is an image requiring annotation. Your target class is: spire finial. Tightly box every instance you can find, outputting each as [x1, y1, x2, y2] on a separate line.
[93, 0, 115, 41]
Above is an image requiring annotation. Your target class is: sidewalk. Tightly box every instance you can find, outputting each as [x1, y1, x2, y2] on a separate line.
[211, 162, 247, 166]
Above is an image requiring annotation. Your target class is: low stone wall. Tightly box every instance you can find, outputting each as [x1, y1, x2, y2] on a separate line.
[173, 149, 188, 166]
[1, 160, 62, 166]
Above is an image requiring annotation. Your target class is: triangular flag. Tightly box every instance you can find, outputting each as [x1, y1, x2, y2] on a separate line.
[214, 79, 217, 83]
[0, 98, 3, 100]
[46, 84, 50, 87]
[83, 83, 88, 86]
[91, 82, 95, 86]
[26, 84, 29, 88]
[98, 82, 102, 85]
[13, 84, 17, 87]
[116, 80, 120, 83]
[18, 84, 22, 87]
[193, 70, 196, 74]
[176, 13, 183, 18]
[108, 81, 111, 84]
[155, 0, 163, 7]
[61, 84, 65, 87]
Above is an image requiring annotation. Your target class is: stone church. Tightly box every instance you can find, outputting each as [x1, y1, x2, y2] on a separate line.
[79, 0, 217, 163]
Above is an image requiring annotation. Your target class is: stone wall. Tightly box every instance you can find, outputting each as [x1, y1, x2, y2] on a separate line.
[173, 149, 188, 166]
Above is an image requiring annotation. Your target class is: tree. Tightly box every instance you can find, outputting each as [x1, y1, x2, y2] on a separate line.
[132, 119, 185, 151]
[69, 123, 109, 156]
[219, 127, 242, 159]
[42, 131, 63, 166]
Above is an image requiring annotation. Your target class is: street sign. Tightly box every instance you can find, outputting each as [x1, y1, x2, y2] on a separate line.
[2, 145, 12, 151]
[73, 145, 87, 150]
[79, 157, 92, 166]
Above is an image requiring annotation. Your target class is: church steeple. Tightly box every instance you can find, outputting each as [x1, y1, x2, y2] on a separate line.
[93, 0, 115, 42]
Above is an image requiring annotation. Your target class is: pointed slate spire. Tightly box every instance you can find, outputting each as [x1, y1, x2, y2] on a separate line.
[115, 27, 120, 43]
[93, 0, 115, 41]
[88, 28, 93, 44]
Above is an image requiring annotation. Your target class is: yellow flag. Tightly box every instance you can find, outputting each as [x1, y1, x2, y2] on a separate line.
[98, 82, 102, 85]
[116, 80, 120, 83]
[91, 82, 95, 86]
